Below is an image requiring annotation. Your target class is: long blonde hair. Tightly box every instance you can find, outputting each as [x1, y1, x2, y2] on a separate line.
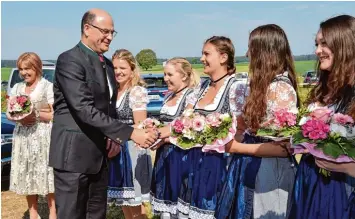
[165, 57, 200, 87]
[112, 49, 146, 88]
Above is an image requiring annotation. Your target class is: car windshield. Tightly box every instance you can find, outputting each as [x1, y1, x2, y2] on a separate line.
[10, 69, 55, 88]
[144, 77, 167, 88]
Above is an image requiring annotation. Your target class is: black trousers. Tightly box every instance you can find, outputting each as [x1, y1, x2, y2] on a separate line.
[54, 163, 108, 219]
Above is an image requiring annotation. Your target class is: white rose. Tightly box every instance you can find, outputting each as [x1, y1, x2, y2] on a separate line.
[153, 119, 161, 126]
[182, 129, 195, 140]
[183, 109, 194, 117]
[219, 113, 230, 121]
[346, 126, 355, 139]
[299, 116, 310, 126]
[330, 123, 348, 137]
[289, 108, 299, 114]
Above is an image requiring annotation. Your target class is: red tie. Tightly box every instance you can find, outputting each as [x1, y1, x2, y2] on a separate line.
[99, 54, 104, 62]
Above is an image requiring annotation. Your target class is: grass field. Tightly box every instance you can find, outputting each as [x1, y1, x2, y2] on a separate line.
[1, 60, 316, 82]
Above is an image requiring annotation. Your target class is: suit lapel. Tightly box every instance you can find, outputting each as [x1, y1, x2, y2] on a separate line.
[76, 42, 111, 101]
[87, 53, 110, 99]
[106, 62, 117, 102]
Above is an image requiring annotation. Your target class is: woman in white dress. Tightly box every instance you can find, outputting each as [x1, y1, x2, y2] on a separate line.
[7, 52, 56, 219]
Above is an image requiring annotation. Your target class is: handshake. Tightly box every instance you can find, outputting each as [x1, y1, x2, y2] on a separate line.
[106, 126, 160, 158]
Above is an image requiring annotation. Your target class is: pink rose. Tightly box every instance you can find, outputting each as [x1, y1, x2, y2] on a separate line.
[310, 108, 333, 123]
[308, 131, 320, 140]
[16, 96, 28, 106]
[206, 113, 222, 127]
[143, 118, 154, 128]
[301, 119, 330, 140]
[332, 113, 354, 125]
[286, 113, 297, 126]
[192, 116, 206, 132]
[172, 119, 184, 133]
[181, 117, 192, 129]
[274, 109, 297, 128]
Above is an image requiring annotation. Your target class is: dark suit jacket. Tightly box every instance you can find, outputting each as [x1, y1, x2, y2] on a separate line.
[49, 42, 134, 174]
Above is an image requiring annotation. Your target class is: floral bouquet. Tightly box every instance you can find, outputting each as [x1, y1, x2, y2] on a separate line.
[256, 108, 300, 141]
[170, 109, 237, 152]
[291, 107, 355, 176]
[137, 118, 164, 130]
[6, 95, 33, 121]
[136, 118, 164, 148]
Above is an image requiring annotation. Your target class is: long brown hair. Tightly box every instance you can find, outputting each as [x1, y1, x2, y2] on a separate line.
[307, 15, 355, 119]
[243, 24, 299, 129]
[204, 36, 236, 74]
[112, 49, 146, 88]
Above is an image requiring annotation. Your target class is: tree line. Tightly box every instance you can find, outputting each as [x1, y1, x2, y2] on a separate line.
[1, 49, 317, 70]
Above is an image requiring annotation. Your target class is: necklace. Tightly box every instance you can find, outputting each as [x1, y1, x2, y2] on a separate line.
[172, 86, 187, 97]
[210, 74, 229, 86]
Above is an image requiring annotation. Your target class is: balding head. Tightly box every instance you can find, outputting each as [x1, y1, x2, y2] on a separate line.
[80, 8, 116, 54]
[81, 9, 113, 35]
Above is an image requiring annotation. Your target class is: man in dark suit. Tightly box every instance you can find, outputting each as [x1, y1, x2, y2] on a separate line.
[49, 8, 157, 219]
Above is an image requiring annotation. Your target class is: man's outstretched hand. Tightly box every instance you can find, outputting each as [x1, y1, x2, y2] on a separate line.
[130, 128, 158, 148]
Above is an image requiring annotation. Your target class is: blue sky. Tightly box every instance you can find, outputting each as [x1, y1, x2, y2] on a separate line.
[2, 1, 355, 60]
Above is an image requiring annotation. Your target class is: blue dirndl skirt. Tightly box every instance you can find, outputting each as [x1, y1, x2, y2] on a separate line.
[151, 144, 202, 215]
[288, 154, 355, 219]
[178, 149, 228, 219]
[108, 141, 135, 199]
[107, 140, 152, 206]
[215, 133, 297, 219]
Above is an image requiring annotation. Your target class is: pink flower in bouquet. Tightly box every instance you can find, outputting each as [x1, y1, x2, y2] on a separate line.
[310, 108, 332, 123]
[206, 113, 222, 127]
[274, 109, 297, 128]
[181, 117, 192, 129]
[192, 116, 206, 132]
[17, 96, 28, 107]
[143, 118, 154, 128]
[302, 119, 330, 140]
[172, 119, 184, 134]
[332, 113, 354, 125]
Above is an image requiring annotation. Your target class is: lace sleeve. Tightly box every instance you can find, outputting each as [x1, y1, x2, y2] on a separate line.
[229, 81, 248, 117]
[46, 82, 54, 104]
[266, 81, 297, 113]
[129, 86, 149, 111]
[186, 82, 202, 106]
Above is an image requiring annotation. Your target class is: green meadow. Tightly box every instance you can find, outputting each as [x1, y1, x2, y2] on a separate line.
[1, 60, 316, 81]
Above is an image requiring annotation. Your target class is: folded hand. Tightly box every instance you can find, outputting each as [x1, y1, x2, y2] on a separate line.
[106, 138, 121, 158]
[20, 111, 37, 127]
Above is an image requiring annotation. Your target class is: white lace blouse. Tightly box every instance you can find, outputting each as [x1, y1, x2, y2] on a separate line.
[116, 86, 149, 111]
[264, 72, 298, 121]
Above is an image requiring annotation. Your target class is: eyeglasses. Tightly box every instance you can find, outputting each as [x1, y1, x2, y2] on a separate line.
[88, 23, 117, 38]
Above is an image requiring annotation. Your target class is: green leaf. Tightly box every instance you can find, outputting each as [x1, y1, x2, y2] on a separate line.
[279, 126, 301, 137]
[256, 128, 277, 137]
[292, 131, 309, 144]
[319, 168, 331, 177]
[320, 141, 344, 159]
